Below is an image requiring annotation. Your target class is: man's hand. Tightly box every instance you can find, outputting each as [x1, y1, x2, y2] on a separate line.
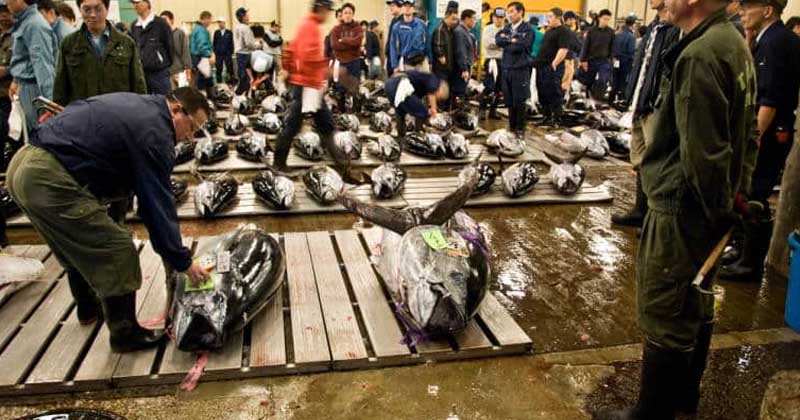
[9, 80, 17, 98]
[430, 107, 438, 117]
[438, 56, 446, 65]
[581, 61, 588, 71]
[278, 70, 288, 80]
[551, 61, 558, 71]
[209, 54, 216, 66]
[184, 261, 211, 287]
[511, 38, 517, 43]
[461, 71, 469, 81]
[184, 69, 192, 82]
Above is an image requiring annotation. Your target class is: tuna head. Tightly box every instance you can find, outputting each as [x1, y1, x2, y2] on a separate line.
[333, 131, 363, 160]
[293, 132, 325, 161]
[367, 134, 402, 162]
[445, 133, 470, 159]
[194, 119, 219, 138]
[606, 132, 632, 155]
[253, 113, 282, 135]
[580, 129, 610, 159]
[454, 109, 479, 131]
[406, 133, 446, 159]
[486, 129, 524, 157]
[224, 114, 250, 136]
[175, 140, 197, 165]
[371, 163, 407, 199]
[336, 114, 361, 133]
[235, 134, 269, 162]
[193, 173, 239, 218]
[502, 162, 540, 198]
[364, 96, 391, 113]
[171, 225, 286, 351]
[549, 162, 586, 196]
[429, 113, 454, 131]
[211, 84, 233, 104]
[369, 111, 393, 134]
[261, 95, 287, 114]
[460, 163, 496, 197]
[171, 178, 189, 203]
[195, 137, 229, 165]
[232, 95, 255, 115]
[303, 166, 344, 204]
[253, 169, 296, 210]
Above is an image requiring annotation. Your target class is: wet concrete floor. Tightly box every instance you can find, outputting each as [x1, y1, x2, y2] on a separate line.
[1, 120, 795, 419]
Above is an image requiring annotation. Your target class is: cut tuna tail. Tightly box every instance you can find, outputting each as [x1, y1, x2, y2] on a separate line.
[180, 352, 209, 392]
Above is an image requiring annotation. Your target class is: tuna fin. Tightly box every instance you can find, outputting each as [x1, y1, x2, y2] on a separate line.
[417, 166, 480, 226]
[338, 193, 418, 234]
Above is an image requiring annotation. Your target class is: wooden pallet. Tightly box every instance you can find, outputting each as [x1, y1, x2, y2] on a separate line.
[529, 135, 631, 168]
[0, 229, 532, 396]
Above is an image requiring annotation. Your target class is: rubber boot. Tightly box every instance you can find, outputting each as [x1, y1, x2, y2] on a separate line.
[102, 292, 166, 353]
[720, 226, 743, 266]
[271, 134, 292, 172]
[612, 173, 647, 227]
[489, 95, 501, 120]
[67, 269, 102, 325]
[718, 216, 772, 281]
[677, 323, 714, 415]
[515, 106, 527, 139]
[593, 341, 689, 420]
[396, 115, 408, 138]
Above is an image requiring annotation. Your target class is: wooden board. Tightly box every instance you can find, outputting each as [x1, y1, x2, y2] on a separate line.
[0, 231, 531, 396]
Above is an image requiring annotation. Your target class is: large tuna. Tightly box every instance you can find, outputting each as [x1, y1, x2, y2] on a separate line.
[405, 133, 446, 159]
[486, 129, 524, 157]
[252, 169, 296, 210]
[195, 137, 229, 165]
[261, 95, 287, 114]
[194, 173, 239, 217]
[252, 113, 282, 135]
[370, 163, 407, 199]
[445, 133, 470, 159]
[235, 134, 270, 162]
[303, 166, 344, 205]
[367, 134, 402, 162]
[459, 163, 496, 197]
[175, 140, 197, 165]
[544, 151, 586, 196]
[501, 162, 540, 198]
[224, 114, 250, 136]
[333, 131, 362, 160]
[294, 132, 325, 161]
[369, 111, 393, 134]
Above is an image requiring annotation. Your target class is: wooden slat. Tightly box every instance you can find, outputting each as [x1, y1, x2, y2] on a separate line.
[72, 242, 157, 387]
[25, 312, 101, 387]
[305, 231, 367, 365]
[284, 233, 330, 365]
[477, 294, 532, 348]
[453, 321, 493, 351]
[248, 287, 286, 369]
[333, 230, 410, 359]
[0, 246, 55, 349]
[204, 330, 244, 374]
[113, 238, 194, 385]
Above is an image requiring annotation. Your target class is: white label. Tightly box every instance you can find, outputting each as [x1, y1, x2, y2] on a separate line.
[216, 251, 231, 274]
[613, 59, 620, 69]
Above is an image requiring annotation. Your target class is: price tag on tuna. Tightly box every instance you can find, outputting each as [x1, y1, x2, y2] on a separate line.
[183, 271, 216, 292]
[421, 228, 449, 251]
[216, 251, 231, 273]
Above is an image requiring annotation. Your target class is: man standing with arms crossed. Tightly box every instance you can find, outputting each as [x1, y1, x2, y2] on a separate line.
[596, 0, 756, 416]
[330, 3, 363, 113]
[496, 2, 533, 139]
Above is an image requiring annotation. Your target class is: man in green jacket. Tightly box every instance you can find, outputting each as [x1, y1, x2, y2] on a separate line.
[190, 10, 213, 96]
[595, 0, 757, 418]
[53, 0, 146, 107]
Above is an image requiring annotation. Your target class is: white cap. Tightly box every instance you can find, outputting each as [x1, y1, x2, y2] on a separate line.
[216, 16, 226, 22]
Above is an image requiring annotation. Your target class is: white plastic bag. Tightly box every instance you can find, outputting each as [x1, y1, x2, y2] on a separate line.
[8, 98, 23, 141]
[177, 72, 189, 88]
[0, 254, 46, 305]
[197, 57, 212, 78]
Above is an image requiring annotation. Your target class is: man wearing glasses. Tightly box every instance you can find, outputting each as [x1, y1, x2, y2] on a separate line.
[53, 0, 146, 107]
[5, 87, 211, 354]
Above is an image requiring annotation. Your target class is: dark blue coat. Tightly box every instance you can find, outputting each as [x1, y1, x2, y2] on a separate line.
[612, 27, 636, 62]
[28, 93, 192, 271]
[454, 23, 475, 73]
[753, 21, 800, 129]
[496, 21, 534, 70]
[213, 28, 234, 57]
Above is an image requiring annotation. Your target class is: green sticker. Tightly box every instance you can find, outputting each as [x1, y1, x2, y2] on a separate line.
[421, 227, 449, 251]
[184, 272, 216, 292]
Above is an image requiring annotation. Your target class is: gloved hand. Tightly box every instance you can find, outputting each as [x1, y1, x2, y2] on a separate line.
[708, 209, 739, 239]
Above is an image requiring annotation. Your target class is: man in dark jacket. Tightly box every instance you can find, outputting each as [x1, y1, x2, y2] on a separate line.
[432, 2, 458, 99]
[213, 18, 234, 84]
[610, 15, 637, 104]
[129, 0, 173, 95]
[365, 21, 381, 79]
[453, 9, 477, 105]
[496, 2, 534, 138]
[5, 88, 211, 354]
[532, 7, 570, 126]
[579, 9, 615, 99]
[330, 3, 363, 112]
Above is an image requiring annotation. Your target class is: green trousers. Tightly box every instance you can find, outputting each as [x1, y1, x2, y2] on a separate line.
[6, 145, 142, 298]
[637, 205, 717, 351]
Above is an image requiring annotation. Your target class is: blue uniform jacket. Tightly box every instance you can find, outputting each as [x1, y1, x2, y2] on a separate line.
[496, 21, 533, 70]
[389, 17, 427, 70]
[454, 23, 475, 73]
[612, 27, 636, 62]
[213, 28, 234, 57]
[753, 21, 800, 129]
[28, 93, 193, 272]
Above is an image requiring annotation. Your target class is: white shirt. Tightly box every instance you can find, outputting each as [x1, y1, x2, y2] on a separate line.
[135, 12, 155, 30]
[482, 24, 504, 59]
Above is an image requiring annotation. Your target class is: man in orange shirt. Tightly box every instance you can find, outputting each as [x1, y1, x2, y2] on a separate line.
[273, 0, 352, 178]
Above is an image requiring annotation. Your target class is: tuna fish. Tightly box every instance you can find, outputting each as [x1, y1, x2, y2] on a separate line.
[252, 113, 282, 135]
[367, 134, 402, 162]
[580, 129, 610, 159]
[406, 133, 446, 159]
[235, 134, 270, 162]
[224, 114, 250, 136]
[333, 131, 362, 160]
[445, 133, 470, 159]
[175, 140, 197, 165]
[605, 132, 631, 156]
[429, 113, 454, 131]
[231, 95, 255, 115]
[194, 173, 239, 217]
[252, 169, 296, 210]
[460, 163, 497, 196]
[486, 129, 525, 157]
[251, 89, 269, 105]
[550, 131, 588, 155]
[303, 166, 344, 205]
[501, 162, 540, 198]
[294, 132, 326, 161]
[363, 96, 391, 113]
[211, 84, 233, 105]
[336, 114, 361, 133]
[195, 119, 219, 138]
[171, 178, 188, 203]
[170, 224, 285, 351]
[371, 163, 407, 199]
[454, 108, 479, 131]
[261, 95, 287, 114]
[369, 111, 393, 134]
[195, 137, 229, 165]
[467, 79, 485, 96]
[545, 151, 586, 196]
[337, 166, 489, 338]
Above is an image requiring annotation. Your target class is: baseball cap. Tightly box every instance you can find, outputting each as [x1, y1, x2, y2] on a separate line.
[386, 0, 402, 4]
[216, 16, 226, 23]
[402, 0, 415, 6]
[493, 7, 506, 18]
[314, 0, 335, 10]
[130, 0, 150, 4]
[741, 0, 787, 8]
[235, 7, 248, 18]
[564, 11, 577, 20]
[625, 15, 637, 25]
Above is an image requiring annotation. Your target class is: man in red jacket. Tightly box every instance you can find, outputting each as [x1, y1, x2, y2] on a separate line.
[274, 0, 353, 178]
[330, 3, 364, 113]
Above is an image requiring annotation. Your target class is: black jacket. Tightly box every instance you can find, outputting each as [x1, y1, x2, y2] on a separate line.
[626, 18, 680, 116]
[580, 26, 614, 61]
[453, 23, 475, 73]
[365, 31, 380, 58]
[213, 28, 234, 57]
[130, 16, 174, 73]
[29, 93, 192, 272]
[431, 22, 455, 74]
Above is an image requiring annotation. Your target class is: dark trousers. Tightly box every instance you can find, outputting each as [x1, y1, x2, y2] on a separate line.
[236, 53, 251, 95]
[215, 53, 234, 84]
[482, 58, 503, 111]
[273, 84, 347, 168]
[336, 60, 362, 111]
[535, 63, 565, 117]
[144, 68, 171, 95]
[611, 57, 632, 102]
[583, 58, 612, 99]
[191, 55, 213, 91]
[0, 96, 9, 245]
[502, 66, 532, 132]
[751, 128, 794, 210]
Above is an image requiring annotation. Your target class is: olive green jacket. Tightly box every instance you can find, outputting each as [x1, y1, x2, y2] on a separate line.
[641, 9, 758, 220]
[53, 23, 146, 106]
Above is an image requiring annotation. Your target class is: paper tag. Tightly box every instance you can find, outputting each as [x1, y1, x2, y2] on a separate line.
[216, 251, 231, 274]
[421, 228, 449, 251]
[613, 59, 620, 69]
[184, 271, 216, 292]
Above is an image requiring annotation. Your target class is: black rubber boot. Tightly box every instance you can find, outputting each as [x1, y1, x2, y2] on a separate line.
[396, 115, 408, 138]
[612, 173, 647, 227]
[677, 323, 714, 415]
[0, 206, 8, 248]
[720, 227, 743, 266]
[489, 95, 501, 119]
[67, 269, 102, 325]
[271, 134, 292, 172]
[102, 292, 166, 353]
[594, 341, 689, 420]
[718, 216, 772, 281]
